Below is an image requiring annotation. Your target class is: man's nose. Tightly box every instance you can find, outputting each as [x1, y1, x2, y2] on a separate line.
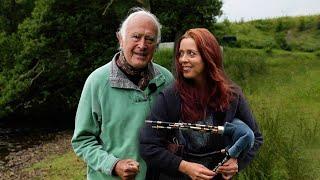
[137, 38, 147, 49]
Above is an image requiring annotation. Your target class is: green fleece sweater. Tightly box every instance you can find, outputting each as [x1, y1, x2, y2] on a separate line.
[71, 53, 173, 180]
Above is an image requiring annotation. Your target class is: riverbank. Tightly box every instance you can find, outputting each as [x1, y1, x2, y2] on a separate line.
[0, 130, 73, 180]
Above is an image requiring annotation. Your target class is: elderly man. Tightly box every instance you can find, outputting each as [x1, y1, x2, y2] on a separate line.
[71, 8, 173, 180]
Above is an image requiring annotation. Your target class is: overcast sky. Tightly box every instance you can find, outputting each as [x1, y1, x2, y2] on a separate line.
[219, 0, 320, 22]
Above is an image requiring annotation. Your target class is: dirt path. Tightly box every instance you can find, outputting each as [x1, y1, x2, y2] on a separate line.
[0, 130, 73, 180]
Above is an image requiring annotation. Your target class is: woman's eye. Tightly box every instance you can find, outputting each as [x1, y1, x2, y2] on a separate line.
[187, 51, 196, 57]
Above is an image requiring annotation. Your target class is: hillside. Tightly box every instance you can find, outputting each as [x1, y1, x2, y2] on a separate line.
[213, 15, 320, 52]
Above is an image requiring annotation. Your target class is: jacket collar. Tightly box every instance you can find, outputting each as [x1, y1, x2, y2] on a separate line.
[109, 52, 163, 91]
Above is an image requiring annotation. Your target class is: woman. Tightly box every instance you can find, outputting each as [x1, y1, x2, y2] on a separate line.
[140, 28, 263, 180]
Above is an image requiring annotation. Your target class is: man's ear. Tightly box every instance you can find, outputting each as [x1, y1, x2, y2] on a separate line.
[116, 32, 123, 48]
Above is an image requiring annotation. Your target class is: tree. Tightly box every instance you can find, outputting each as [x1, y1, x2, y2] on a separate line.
[102, 0, 223, 41]
[0, 0, 34, 33]
[0, 0, 139, 126]
[150, 0, 223, 42]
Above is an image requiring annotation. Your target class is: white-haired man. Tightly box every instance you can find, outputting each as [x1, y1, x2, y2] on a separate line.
[71, 7, 173, 180]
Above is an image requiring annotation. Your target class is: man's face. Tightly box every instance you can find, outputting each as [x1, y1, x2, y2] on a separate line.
[118, 15, 158, 69]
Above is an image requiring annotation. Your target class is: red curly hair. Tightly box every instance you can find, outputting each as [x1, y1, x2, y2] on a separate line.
[174, 28, 235, 122]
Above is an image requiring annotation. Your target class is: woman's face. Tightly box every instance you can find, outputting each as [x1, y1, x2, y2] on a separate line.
[178, 38, 205, 84]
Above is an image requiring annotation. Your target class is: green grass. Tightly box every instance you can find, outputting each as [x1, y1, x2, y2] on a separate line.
[24, 151, 86, 180]
[223, 48, 320, 179]
[153, 47, 174, 72]
[24, 48, 320, 179]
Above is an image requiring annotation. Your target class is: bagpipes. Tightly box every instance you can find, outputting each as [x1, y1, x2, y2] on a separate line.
[145, 118, 255, 172]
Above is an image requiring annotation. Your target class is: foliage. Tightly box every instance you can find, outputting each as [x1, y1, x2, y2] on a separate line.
[251, 19, 275, 32]
[0, 0, 35, 33]
[298, 17, 307, 31]
[274, 32, 291, 51]
[275, 17, 296, 32]
[150, 0, 223, 42]
[0, 32, 22, 72]
[317, 15, 320, 29]
[297, 16, 315, 32]
[211, 19, 234, 44]
[153, 48, 174, 73]
[0, 0, 142, 123]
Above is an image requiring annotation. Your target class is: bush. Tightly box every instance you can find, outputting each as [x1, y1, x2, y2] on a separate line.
[298, 17, 307, 31]
[252, 19, 274, 32]
[211, 19, 234, 41]
[317, 15, 320, 30]
[264, 46, 273, 55]
[0, 0, 35, 34]
[153, 48, 174, 73]
[275, 17, 295, 32]
[274, 32, 291, 51]
[298, 16, 315, 31]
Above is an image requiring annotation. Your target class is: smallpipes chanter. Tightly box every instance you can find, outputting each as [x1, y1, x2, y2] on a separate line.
[145, 118, 255, 172]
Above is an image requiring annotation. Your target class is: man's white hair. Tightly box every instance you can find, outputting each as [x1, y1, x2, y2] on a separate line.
[118, 7, 162, 44]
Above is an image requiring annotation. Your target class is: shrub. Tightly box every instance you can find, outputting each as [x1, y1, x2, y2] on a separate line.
[298, 16, 315, 31]
[298, 17, 306, 31]
[317, 15, 320, 29]
[264, 46, 273, 55]
[252, 19, 274, 32]
[275, 17, 295, 32]
[274, 32, 291, 51]
[153, 48, 174, 73]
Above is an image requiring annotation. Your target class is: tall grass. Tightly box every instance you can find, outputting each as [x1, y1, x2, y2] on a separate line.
[221, 48, 320, 179]
[153, 47, 174, 72]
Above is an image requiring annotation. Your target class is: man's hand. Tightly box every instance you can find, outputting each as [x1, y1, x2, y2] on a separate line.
[114, 159, 140, 180]
[179, 160, 216, 180]
[216, 158, 238, 180]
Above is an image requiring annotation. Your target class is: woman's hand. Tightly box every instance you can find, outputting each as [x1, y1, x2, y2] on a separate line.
[179, 160, 216, 180]
[216, 158, 238, 180]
